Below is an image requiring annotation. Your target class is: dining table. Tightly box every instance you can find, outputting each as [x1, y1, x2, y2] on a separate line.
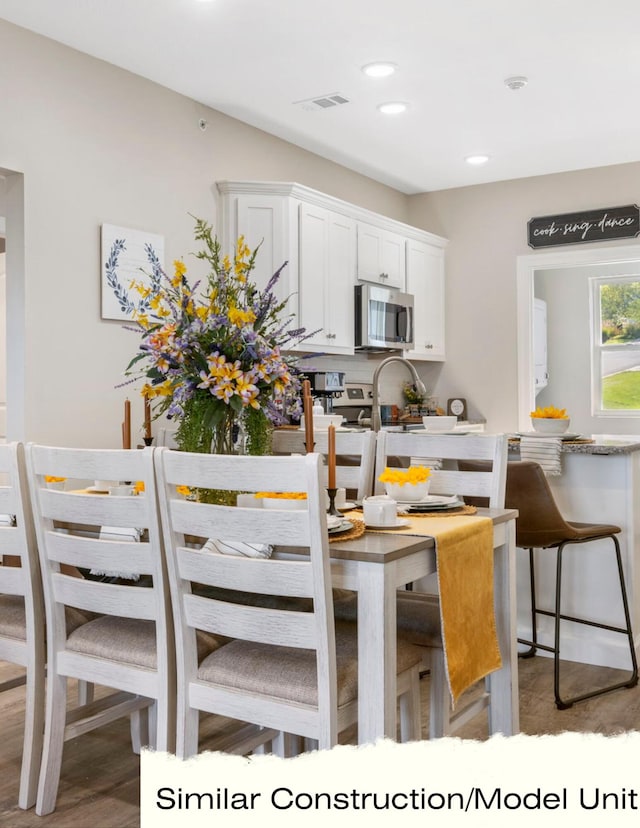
[281, 506, 519, 745]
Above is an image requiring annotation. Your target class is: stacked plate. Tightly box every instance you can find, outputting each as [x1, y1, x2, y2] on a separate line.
[397, 494, 464, 513]
[327, 514, 353, 534]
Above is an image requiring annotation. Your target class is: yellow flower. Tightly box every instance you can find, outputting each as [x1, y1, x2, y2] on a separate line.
[45, 476, 66, 483]
[254, 491, 308, 500]
[530, 406, 568, 419]
[134, 481, 145, 494]
[377, 466, 431, 485]
[228, 306, 257, 327]
[176, 485, 191, 497]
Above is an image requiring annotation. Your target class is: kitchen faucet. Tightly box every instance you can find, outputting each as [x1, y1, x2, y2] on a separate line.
[371, 356, 427, 432]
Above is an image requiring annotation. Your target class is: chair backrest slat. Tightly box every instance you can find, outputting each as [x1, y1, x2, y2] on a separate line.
[177, 546, 314, 598]
[51, 574, 157, 620]
[184, 594, 317, 649]
[169, 500, 313, 547]
[44, 531, 155, 577]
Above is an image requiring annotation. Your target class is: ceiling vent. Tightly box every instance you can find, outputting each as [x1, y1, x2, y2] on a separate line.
[294, 93, 350, 112]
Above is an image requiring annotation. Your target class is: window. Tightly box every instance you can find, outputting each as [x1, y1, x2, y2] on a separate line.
[591, 275, 640, 413]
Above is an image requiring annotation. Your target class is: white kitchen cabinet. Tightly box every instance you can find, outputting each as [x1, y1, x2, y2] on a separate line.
[216, 184, 299, 323]
[356, 221, 406, 289]
[404, 238, 445, 361]
[298, 203, 355, 354]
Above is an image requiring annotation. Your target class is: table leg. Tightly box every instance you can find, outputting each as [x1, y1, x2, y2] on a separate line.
[488, 519, 519, 735]
[357, 561, 398, 743]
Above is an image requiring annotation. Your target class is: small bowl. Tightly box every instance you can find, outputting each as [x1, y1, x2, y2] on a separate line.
[421, 415, 458, 432]
[384, 480, 430, 502]
[312, 414, 344, 430]
[531, 417, 570, 435]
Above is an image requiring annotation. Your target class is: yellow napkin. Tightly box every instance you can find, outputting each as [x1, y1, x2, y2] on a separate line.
[352, 512, 502, 704]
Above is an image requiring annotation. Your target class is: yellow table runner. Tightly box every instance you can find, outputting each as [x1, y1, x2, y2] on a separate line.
[344, 510, 502, 705]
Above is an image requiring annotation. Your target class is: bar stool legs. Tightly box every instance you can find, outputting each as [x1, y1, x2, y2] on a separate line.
[518, 535, 639, 709]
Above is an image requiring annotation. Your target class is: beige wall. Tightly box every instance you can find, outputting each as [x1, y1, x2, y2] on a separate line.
[408, 162, 640, 432]
[0, 19, 409, 446]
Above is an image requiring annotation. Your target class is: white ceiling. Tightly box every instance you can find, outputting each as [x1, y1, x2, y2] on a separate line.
[2, 0, 640, 194]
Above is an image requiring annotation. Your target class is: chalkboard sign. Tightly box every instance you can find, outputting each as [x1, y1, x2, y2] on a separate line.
[528, 205, 640, 248]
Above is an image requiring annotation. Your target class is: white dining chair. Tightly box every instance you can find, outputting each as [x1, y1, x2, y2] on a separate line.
[154, 447, 422, 757]
[373, 430, 508, 738]
[272, 428, 376, 501]
[25, 444, 179, 816]
[0, 442, 45, 810]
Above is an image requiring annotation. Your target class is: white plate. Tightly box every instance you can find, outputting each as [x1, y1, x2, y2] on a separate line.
[411, 428, 470, 436]
[85, 485, 109, 493]
[326, 515, 343, 530]
[516, 431, 581, 441]
[397, 494, 458, 507]
[328, 520, 354, 534]
[365, 518, 410, 529]
[339, 502, 357, 511]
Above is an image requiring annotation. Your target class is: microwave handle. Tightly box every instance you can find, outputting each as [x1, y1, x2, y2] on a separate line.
[397, 307, 408, 342]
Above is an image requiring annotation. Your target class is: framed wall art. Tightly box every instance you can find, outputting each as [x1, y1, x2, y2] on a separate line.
[101, 223, 165, 321]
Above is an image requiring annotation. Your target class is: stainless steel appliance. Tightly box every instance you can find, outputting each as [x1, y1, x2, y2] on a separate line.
[303, 370, 346, 413]
[354, 284, 414, 352]
[332, 381, 373, 427]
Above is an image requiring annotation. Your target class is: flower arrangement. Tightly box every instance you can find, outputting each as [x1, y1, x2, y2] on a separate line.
[403, 382, 425, 405]
[378, 466, 431, 486]
[530, 406, 568, 419]
[44, 476, 66, 483]
[123, 218, 310, 456]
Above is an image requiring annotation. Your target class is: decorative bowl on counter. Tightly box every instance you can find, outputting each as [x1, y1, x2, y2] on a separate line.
[531, 417, 570, 434]
[421, 415, 457, 432]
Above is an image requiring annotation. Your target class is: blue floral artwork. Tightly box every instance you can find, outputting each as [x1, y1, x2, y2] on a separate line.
[101, 223, 165, 321]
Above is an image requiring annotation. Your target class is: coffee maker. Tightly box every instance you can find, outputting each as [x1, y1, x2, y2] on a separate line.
[303, 371, 346, 413]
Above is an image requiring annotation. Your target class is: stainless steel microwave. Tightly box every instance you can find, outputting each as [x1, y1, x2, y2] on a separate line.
[354, 284, 414, 352]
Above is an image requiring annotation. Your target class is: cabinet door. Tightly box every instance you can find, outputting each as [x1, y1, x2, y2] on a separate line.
[234, 195, 297, 316]
[381, 229, 406, 290]
[356, 222, 405, 289]
[298, 204, 355, 354]
[405, 239, 445, 361]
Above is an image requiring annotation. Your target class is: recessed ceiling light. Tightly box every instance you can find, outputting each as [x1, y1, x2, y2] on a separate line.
[377, 101, 408, 115]
[362, 62, 397, 78]
[465, 154, 490, 165]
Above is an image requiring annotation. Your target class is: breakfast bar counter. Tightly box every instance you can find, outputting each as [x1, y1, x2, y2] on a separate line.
[509, 435, 640, 670]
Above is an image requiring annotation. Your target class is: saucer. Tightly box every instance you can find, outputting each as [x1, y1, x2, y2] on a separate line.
[365, 518, 410, 529]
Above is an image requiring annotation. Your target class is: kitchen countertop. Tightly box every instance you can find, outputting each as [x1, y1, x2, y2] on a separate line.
[509, 434, 640, 455]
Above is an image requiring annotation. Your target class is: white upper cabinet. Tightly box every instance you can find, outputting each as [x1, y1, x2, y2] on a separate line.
[404, 238, 446, 361]
[356, 222, 406, 289]
[298, 203, 355, 354]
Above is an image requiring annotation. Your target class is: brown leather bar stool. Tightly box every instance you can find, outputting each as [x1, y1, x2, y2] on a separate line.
[461, 459, 638, 709]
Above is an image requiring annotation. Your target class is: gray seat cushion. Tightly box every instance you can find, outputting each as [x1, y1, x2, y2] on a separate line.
[197, 620, 422, 707]
[336, 591, 443, 649]
[66, 615, 226, 669]
[0, 594, 93, 641]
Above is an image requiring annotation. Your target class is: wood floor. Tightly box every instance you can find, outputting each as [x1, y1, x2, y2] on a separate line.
[1, 656, 639, 827]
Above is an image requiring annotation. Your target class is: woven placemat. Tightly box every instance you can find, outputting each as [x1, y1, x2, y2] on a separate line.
[328, 517, 365, 543]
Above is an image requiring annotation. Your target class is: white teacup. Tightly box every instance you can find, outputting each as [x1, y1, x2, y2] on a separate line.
[363, 495, 397, 527]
